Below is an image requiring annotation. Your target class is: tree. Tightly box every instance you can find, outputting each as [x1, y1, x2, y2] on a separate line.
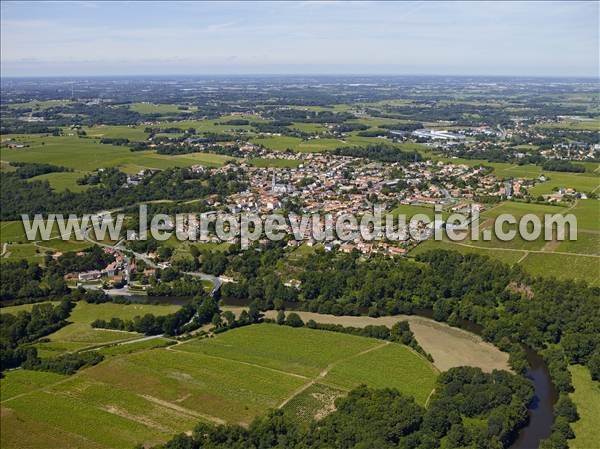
[588, 350, 600, 381]
[189, 246, 200, 258]
[247, 302, 263, 323]
[555, 395, 579, 422]
[222, 310, 236, 327]
[211, 313, 223, 328]
[276, 310, 286, 325]
[285, 313, 304, 328]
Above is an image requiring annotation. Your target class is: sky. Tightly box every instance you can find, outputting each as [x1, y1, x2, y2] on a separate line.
[1, 1, 598, 77]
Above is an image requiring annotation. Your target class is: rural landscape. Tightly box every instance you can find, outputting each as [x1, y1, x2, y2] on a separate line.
[1, 2, 599, 449]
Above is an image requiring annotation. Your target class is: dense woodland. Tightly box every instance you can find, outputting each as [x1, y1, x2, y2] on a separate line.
[334, 143, 422, 163]
[0, 300, 73, 370]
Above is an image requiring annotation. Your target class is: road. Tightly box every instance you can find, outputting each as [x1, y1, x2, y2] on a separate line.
[183, 271, 223, 296]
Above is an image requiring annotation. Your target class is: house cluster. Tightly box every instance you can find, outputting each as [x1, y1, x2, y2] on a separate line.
[71, 248, 125, 283]
[205, 152, 530, 255]
[540, 143, 599, 161]
[2, 138, 27, 149]
[125, 168, 158, 186]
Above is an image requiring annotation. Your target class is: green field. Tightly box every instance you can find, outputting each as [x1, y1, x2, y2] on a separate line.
[129, 103, 197, 115]
[519, 253, 600, 285]
[408, 199, 600, 285]
[530, 172, 600, 196]
[29, 171, 91, 192]
[1, 135, 233, 177]
[0, 324, 437, 449]
[535, 118, 600, 131]
[0, 301, 58, 315]
[251, 136, 348, 153]
[82, 125, 149, 141]
[1, 219, 91, 263]
[410, 238, 525, 265]
[570, 200, 600, 231]
[287, 122, 328, 133]
[31, 301, 181, 356]
[418, 155, 600, 195]
[176, 323, 383, 378]
[6, 100, 72, 111]
[245, 125, 428, 153]
[392, 204, 450, 221]
[281, 383, 346, 426]
[96, 337, 174, 358]
[165, 114, 265, 134]
[322, 342, 437, 405]
[568, 365, 600, 449]
[0, 369, 67, 402]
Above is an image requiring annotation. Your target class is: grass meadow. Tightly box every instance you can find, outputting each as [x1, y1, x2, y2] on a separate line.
[568, 365, 600, 449]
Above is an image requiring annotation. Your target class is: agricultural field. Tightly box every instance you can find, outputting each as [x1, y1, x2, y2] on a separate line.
[258, 310, 510, 373]
[129, 103, 197, 115]
[30, 301, 181, 356]
[0, 324, 437, 449]
[5, 99, 72, 111]
[529, 172, 600, 196]
[487, 162, 600, 195]
[409, 199, 600, 285]
[321, 342, 436, 405]
[0, 369, 67, 402]
[535, 117, 600, 131]
[286, 122, 328, 133]
[1, 219, 91, 263]
[281, 383, 346, 426]
[568, 365, 600, 449]
[568, 199, 600, 231]
[175, 323, 386, 378]
[1, 134, 233, 183]
[81, 125, 150, 141]
[167, 114, 266, 134]
[391, 204, 450, 221]
[410, 238, 527, 266]
[251, 136, 348, 153]
[0, 301, 58, 315]
[29, 171, 91, 192]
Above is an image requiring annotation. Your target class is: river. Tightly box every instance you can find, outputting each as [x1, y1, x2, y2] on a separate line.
[510, 348, 557, 449]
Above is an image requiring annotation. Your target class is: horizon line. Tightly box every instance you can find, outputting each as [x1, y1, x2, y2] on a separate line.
[2, 73, 599, 80]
